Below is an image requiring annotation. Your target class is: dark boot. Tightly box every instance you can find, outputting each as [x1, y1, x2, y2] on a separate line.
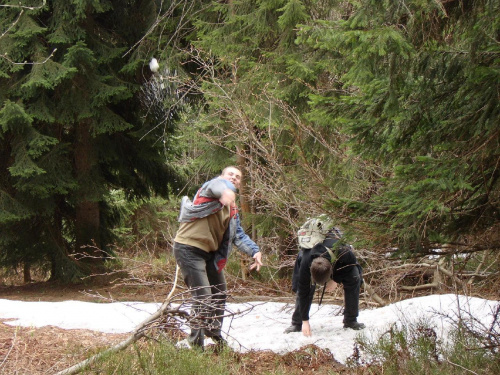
[343, 321, 365, 330]
[284, 324, 301, 333]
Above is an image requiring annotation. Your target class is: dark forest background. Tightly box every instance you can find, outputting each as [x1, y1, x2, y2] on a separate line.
[1, 0, 498, 302]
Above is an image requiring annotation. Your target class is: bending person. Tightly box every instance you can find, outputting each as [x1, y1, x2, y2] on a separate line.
[285, 224, 365, 336]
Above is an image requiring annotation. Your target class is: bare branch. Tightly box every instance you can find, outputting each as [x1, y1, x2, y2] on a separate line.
[363, 282, 386, 307]
[400, 283, 439, 291]
[0, 48, 57, 65]
[0, 327, 17, 369]
[444, 358, 479, 375]
[54, 265, 182, 375]
[0, 0, 46, 10]
[0, 9, 23, 40]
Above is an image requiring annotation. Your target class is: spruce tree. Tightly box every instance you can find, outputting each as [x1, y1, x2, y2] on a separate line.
[0, 0, 182, 281]
[295, 0, 500, 252]
[162, 0, 500, 255]
[115, 0, 499, 258]
[177, 0, 357, 232]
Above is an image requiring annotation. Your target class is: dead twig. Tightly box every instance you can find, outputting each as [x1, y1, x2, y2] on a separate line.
[0, 327, 17, 370]
[363, 282, 386, 307]
[0, 0, 46, 10]
[55, 266, 183, 375]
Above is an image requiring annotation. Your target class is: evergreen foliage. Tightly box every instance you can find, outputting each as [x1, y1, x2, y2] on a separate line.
[1, 0, 498, 281]
[150, 0, 499, 257]
[295, 0, 500, 252]
[0, 0, 183, 281]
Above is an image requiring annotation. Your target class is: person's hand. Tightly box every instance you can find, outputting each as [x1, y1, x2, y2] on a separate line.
[325, 279, 338, 293]
[302, 321, 311, 337]
[249, 251, 263, 271]
[219, 189, 236, 206]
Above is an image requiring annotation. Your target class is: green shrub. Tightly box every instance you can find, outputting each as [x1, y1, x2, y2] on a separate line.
[350, 320, 500, 375]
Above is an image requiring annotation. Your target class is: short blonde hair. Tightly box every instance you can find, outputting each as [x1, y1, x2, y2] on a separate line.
[221, 166, 242, 175]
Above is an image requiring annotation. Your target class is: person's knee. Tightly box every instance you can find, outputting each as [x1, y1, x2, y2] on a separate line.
[342, 278, 361, 293]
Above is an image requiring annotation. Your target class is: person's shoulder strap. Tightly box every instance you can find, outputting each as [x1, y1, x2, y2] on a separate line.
[322, 244, 337, 264]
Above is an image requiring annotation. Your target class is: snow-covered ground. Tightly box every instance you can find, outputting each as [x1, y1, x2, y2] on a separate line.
[1, 294, 497, 364]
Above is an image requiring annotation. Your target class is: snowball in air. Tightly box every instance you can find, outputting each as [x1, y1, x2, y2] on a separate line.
[149, 58, 159, 73]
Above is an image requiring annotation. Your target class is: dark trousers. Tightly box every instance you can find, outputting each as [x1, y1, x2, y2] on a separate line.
[334, 265, 362, 324]
[291, 265, 362, 327]
[173, 242, 226, 347]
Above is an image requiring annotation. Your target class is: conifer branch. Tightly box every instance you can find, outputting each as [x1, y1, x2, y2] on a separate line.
[0, 2, 53, 65]
[0, 48, 57, 65]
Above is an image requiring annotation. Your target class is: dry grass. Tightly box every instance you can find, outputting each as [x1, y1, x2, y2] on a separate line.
[0, 319, 352, 375]
[0, 320, 128, 375]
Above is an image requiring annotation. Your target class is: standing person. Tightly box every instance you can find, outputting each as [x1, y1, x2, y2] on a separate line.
[284, 221, 365, 336]
[174, 166, 263, 350]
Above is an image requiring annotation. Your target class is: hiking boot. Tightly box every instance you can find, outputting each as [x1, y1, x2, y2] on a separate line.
[343, 321, 366, 330]
[284, 324, 301, 334]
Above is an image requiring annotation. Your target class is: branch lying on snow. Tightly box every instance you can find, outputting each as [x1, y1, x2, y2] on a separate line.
[363, 282, 386, 307]
[54, 266, 258, 375]
[54, 265, 183, 375]
[56, 266, 189, 375]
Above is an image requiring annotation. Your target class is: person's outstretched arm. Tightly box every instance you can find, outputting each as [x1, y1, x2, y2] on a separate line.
[297, 251, 314, 336]
[233, 215, 263, 271]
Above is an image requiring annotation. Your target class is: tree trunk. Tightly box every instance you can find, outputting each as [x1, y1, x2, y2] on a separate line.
[237, 150, 250, 281]
[23, 262, 31, 283]
[74, 120, 102, 263]
[48, 206, 81, 281]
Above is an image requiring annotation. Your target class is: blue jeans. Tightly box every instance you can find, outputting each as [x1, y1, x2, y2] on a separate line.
[174, 242, 227, 347]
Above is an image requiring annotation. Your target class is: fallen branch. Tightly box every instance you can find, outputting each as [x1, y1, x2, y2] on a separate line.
[468, 251, 488, 286]
[0, 328, 17, 370]
[55, 266, 182, 375]
[363, 282, 386, 307]
[400, 282, 439, 291]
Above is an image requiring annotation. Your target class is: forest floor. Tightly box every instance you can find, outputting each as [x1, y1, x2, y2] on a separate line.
[0, 279, 353, 375]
